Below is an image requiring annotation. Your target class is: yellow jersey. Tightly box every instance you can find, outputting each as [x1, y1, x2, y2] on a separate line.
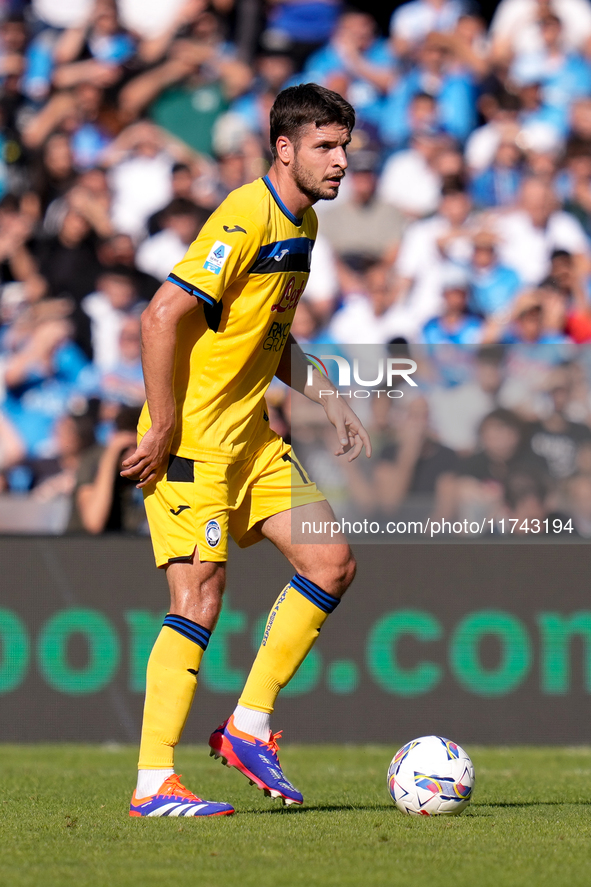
[138, 175, 318, 463]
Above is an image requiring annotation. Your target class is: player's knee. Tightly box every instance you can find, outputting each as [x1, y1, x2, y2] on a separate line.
[323, 545, 356, 597]
[167, 560, 226, 622]
[338, 549, 357, 593]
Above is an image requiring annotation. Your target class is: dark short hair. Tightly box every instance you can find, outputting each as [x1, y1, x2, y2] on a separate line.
[440, 175, 467, 196]
[98, 264, 136, 283]
[163, 198, 206, 219]
[270, 83, 355, 158]
[550, 248, 572, 262]
[480, 407, 523, 437]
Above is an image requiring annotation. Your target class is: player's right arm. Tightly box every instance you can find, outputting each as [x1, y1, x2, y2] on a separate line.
[121, 207, 261, 487]
[120, 279, 198, 488]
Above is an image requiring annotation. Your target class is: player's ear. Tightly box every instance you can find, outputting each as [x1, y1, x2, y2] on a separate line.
[275, 134, 295, 166]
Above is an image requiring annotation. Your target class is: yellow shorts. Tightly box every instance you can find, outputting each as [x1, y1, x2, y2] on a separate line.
[143, 434, 325, 566]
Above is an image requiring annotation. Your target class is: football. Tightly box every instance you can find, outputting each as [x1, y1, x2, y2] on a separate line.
[387, 735, 475, 816]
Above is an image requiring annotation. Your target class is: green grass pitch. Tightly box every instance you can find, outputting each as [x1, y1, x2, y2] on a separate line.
[3, 745, 591, 887]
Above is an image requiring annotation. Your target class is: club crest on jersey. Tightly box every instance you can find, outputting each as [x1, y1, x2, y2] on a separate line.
[204, 241, 232, 275]
[271, 275, 305, 313]
[205, 519, 221, 547]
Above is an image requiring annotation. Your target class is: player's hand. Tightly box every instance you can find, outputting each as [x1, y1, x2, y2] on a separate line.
[322, 397, 372, 461]
[120, 426, 173, 488]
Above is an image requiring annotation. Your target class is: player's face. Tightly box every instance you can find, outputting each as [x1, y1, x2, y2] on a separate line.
[291, 123, 350, 202]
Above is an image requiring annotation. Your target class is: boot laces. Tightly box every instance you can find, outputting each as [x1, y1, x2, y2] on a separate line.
[267, 730, 283, 756]
[159, 774, 200, 801]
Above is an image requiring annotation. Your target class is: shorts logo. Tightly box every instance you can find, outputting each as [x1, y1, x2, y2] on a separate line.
[170, 505, 190, 516]
[204, 241, 232, 275]
[205, 519, 221, 548]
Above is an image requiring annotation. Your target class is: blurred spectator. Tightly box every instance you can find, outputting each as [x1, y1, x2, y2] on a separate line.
[456, 406, 547, 522]
[119, 9, 252, 157]
[422, 264, 483, 344]
[348, 397, 458, 521]
[569, 97, 591, 142]
[444, 14, 490, 81]
[428, 345, 507, 452]
[302, 9, 396, 128]
[0, 408, 24, 474]
[502, 471, 549, 528]
[559, 138, 591, 238]
[52, 0, 136, 88]
[465, 87, 522, 174]
[319, 147, 406, 294]
[302, 232, 339, 321]
[82, 266, 142, 371]
[97, 314, 144, 408]
[490, 0, 591, 65]
[510, 14, 591, 126]
[380, 32, 477, 147]
[510, 71, 566, 140]
[492, 289, 572, 344]
[147, 162, 197, 233]
[0, 194, 46, 303]
[103, 123, 176, 238]
[22, 81, 116, 170]
[465, 231, 522, 318]
[68, 404, 145, 533]
[329, 263, 412, 344]
[390, 0, 466, 58]
[541, 250, 591, 343]
[2, 0, 591, 533]
[564, 472, 591, 536]
[136, 198, 209, 281]
[394, 179, 476, 335]
[378, 123, 445, 217]
[44, 166, 114, 239]
[491, 177, 590, 285]
[262, 0, 342, 70]
[30, 133, 77, 216]
[35, 206, 102, 356]
[290, 297, 336, 345]
[1, 299, 90, 458]
[528, 366, 591, 479]
[230, 50, 294, 145]
[28, 411, 96, 502]
[96, 233, 159, 302]
[469, 133, 523, 208]
[117, 0, 195, 44]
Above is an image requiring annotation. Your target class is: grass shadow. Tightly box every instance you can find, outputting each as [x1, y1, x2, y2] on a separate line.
[476, 800, 591, 808]
[255, 803, 396, 815]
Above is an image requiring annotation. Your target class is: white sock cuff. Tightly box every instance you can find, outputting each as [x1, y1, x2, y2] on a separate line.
[232, 704, 271, 741]
[136, 768, 174, 798]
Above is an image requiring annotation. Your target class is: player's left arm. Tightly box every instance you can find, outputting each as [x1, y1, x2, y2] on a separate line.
[275, 333, 372, 461]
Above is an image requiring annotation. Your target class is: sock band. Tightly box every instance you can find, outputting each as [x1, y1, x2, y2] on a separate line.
[163, 614, 211, 650]
[290, 574, 340, 613]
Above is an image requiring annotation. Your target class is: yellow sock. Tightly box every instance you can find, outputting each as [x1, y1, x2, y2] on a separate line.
[238, 574, 340, 714]
[138, 615, 211, 770]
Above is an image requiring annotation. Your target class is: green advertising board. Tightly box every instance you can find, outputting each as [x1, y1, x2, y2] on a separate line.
[0, 537, 588, 743]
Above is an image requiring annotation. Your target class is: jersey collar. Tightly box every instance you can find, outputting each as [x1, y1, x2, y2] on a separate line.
[263, 175, 303, 227]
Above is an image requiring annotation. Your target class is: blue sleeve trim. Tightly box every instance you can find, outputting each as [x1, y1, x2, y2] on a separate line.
[167, 273, 216, 307]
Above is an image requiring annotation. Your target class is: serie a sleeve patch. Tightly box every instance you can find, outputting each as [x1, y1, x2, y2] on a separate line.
[203, 241, 233, 275]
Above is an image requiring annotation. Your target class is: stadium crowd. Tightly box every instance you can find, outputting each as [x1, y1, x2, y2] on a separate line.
[2, 0, 591, 532]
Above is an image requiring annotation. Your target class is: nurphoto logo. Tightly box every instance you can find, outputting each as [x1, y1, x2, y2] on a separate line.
[305, 354, 418, 399]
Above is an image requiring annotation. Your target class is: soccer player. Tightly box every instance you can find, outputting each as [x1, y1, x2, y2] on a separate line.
[122, 83, 371, 818]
